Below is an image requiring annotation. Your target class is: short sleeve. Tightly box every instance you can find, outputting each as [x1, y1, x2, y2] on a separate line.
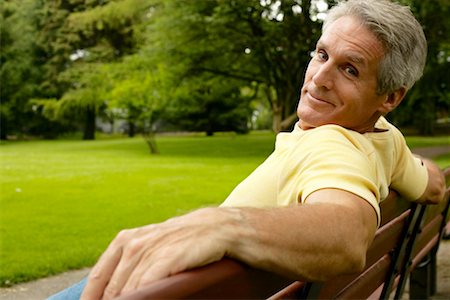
[390, 129, 428, 200]
[283, 126, 381, 224]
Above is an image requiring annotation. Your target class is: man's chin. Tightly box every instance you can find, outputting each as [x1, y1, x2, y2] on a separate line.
[298, 119, 319, 130]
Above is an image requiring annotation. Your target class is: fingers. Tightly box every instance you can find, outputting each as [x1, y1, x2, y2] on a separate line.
[102, 237, 148, 299]
[122, 237, 226, 292]
[80, 245, 123, 300]
[82, 225, 168, 299]
[122, 256, 174, 292]
[120, 233, 186, 292]
[80, 228, 142, 300]
[80, 208, 231, 298]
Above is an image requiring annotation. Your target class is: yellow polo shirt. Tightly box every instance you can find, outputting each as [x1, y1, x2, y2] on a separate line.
[220, 117, 428, 225]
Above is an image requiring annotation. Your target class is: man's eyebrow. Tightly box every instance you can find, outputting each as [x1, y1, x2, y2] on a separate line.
[316, 40, 368, 68]
[346, 54, 366, 66]
[316, 40, 325, 48]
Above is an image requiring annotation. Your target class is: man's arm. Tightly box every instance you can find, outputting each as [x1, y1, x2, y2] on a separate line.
[415, 156, 445, 204]
[80, 189, 377, 299]
[227, 189, 378, 281]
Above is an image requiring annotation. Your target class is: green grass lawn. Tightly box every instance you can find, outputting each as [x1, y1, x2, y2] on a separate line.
[0, 132, 276, 286]
[0, 132, 448, 287]
[404, 135, 450, 149]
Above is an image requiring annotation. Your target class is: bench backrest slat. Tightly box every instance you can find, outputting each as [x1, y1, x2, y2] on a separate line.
[302, 199, 421, 299]
[393, 171, 450, 298]
[116, 258, 295, 300]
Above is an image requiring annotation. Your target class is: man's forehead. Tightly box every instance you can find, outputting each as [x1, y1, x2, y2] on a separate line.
[317, 17, 385, 65]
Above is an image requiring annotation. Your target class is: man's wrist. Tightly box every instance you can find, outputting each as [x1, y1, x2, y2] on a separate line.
[217, 207, 257, 259]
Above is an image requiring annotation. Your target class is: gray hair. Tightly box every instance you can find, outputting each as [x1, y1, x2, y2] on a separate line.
[323, 0, 427, 95]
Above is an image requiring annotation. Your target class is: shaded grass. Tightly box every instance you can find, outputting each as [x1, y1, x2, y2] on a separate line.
[405, 136, 450, 149]
[433, 152, 450, 168]
[0, 132, 448, 286]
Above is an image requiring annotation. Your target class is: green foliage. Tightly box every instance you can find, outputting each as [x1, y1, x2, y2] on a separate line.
[105, 53, 174, 151]
[1, 0, 44, 138]
[151, 0, 323, 132]
[2, 0, 448, 139]
[7, 0, 156, 140]
[171, 76, 252, 135]
[29, 98, 60, 121]
[108, 58, 170, 123]
[58, 63, 111, 117]
[65, 0, 153, 59]
[389, 0, 450, 134]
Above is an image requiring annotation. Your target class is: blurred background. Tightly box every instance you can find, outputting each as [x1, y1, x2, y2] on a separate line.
[1, 0, 449, 145]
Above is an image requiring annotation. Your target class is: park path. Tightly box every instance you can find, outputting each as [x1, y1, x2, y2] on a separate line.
[0, 145, 449, 299]
[0, 268, 90, 300]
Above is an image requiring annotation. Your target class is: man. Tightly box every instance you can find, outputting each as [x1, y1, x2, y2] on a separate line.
[49, 0, 445, 299]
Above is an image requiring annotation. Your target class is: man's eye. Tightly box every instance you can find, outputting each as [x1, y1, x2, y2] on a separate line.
[317, 50, 328, 61]
[345, 66, 358, 77]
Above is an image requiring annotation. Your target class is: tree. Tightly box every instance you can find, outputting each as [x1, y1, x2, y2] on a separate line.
[60, 64, 112, 140]
[107, 54, 173, 153]
[0, 0, 55, 139]
[3, 0, 447, 139]
[170, 75, 252, 136]
[150, 0, 326, 132]
[389, 0, 450, 135]
[1, 0, 99, 139]
[29, 0, 155, 140]
[152, 0, 448, 134]
[408, 0, 450, 135]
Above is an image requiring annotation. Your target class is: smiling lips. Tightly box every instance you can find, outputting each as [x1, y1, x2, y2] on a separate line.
[305, 90, 336, 107]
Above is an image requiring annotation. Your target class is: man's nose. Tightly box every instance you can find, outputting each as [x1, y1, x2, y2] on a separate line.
[312, 62, 334, 90]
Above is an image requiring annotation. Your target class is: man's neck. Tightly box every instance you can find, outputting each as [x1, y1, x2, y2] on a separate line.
[297, 119, 383, 134]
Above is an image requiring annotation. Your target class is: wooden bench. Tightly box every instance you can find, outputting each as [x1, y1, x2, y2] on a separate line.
[116, 169, 450, 300]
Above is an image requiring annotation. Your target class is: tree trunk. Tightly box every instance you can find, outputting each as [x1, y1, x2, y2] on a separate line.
[128, 120, 136, 137]
[280, 112, 298, 131]
[272, 104, 282, 133]
[83, 107, 96, 140]
[0, 115, 7, 140]
[416, 98, 436, 135]
[143, 131, 159, 154]
[109, 119, 114, 134]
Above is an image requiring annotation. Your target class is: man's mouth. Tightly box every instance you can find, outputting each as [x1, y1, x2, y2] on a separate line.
[306, 91, 335, 107]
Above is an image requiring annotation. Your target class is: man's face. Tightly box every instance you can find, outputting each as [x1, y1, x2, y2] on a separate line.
[297, 16, 388, 133]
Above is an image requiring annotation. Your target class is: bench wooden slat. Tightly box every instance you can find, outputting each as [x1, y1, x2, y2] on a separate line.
[267, 281, 305, 299]
[116, 258, 295, 300]
[302, 203, 416, 299]
[412, 215, 443, 264]
[379, 191, 411, 226]
[394, 168, 450, 299]
[334, 254, 392, 299]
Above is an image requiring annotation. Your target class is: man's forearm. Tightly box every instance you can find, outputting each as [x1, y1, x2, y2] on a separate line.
[225, 190, 377, 281]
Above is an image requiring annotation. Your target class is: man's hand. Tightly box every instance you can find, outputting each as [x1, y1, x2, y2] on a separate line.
[80, 208, 240, 300]
[416, 156, 446, 204]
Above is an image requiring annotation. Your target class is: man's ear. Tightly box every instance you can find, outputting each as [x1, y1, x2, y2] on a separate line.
[378, 87, 407, 114]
